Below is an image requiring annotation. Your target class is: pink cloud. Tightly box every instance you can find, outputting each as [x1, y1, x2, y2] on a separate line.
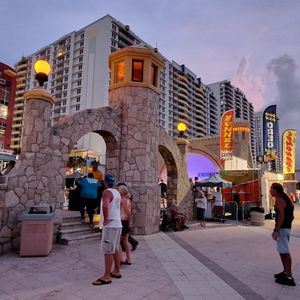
[232, 57, 267, 111]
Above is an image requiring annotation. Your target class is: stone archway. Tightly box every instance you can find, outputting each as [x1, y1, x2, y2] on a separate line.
[53, 107, 122, 181]
[158, 145, 178, 203]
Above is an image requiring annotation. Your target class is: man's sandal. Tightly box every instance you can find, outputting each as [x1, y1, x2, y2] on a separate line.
[92, 278, 112, 286]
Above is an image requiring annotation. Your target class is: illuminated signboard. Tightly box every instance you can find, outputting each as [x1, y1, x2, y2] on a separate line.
[263, 105, 277, 162]
[220, 109, 234, 160]
[282, 129, 297, 174]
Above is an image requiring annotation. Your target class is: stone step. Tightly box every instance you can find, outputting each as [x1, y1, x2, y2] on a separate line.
[60, 226, 95, 235]
[59, 231, 101, 245]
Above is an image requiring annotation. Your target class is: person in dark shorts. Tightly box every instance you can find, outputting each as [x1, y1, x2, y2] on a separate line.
[118, 185, 132, 265]
[270, 182, 295, 286]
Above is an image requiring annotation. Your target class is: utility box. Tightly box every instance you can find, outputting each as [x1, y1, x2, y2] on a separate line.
[19, 205, 55, 257]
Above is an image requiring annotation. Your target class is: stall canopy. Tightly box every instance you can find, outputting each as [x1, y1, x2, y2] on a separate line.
[195, 174, 232, 188]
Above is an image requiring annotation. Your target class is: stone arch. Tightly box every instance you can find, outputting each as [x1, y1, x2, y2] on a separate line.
[158, 128, 191, 205]
[188, 149, 221, 172]
[189, 137, 222, 170]
[158, 145, 178, 203]
[52, 106, 122, 178]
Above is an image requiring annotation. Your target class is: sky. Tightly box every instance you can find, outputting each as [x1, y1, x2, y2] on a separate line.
[1, 0, 300, 168]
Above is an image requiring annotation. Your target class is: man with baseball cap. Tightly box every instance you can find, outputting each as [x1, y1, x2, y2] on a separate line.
[93, 174, 122, 286]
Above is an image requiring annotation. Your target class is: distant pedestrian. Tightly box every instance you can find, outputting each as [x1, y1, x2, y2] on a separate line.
[270, 182, 295, 286]
[76, 173, 101, 227]
[93, 174, 122, 286]
[213, 187, 223, 219]
[195, 191, 207, 227]
[88, 161, 104, 181]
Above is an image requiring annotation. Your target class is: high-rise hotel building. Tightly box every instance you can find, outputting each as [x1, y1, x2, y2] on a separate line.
[161, 60, 218, 138]
[208, 80, 256, 167]
[0, 63, 16, 150]
[11, 15, 236, 158]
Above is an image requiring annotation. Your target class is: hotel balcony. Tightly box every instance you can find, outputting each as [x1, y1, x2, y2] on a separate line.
[17, 70, 27, 77]
[13, 116, 23, 122]
[10, 137, 21, 142]
[16, 89, 25, 96]
[11, 144, 21, 150]
[13, 109, 23, 116]
[11, 130, 21, 135]
[14, 102, 24, 109]
[12, 123, 22, 129]
[16, 63, 28, 72]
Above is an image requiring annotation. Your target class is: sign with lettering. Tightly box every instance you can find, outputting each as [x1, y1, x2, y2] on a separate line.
[282, 129, 297, 174]
[220, 109, 234, 160]
[263, 105, 277, 162]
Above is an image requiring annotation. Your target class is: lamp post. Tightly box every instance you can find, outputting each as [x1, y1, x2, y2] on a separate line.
[177, 122, 187, 138]
[34, 59, 51, 87]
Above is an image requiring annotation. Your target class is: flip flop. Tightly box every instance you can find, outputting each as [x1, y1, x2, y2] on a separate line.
[92, 278, 112, 286]
[120, 261, 132, 265]
[111, 273, 122, 279]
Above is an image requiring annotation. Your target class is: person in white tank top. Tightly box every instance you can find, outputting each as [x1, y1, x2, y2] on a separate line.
[93, 174, 122, 286]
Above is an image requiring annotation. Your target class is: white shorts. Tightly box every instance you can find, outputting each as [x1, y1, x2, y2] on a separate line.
[101, 227, 122, 254]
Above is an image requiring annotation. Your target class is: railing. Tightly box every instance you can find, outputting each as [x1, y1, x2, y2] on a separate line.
[212, 201, 238, 225]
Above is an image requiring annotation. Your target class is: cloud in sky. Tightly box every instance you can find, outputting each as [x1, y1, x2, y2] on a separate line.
[266, 55, 300, 166]
[232, 57, 267, 111]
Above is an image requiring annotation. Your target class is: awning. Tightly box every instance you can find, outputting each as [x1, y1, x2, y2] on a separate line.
[0, 154, 15, 161]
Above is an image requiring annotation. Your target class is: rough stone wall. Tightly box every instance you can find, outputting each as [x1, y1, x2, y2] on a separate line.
[1, 83, 194, 253]
[0, 91, 122, 254]
[109, 86, 162, 234]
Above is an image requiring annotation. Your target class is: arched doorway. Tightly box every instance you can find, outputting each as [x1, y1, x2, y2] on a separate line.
[187, 152, 219, 180]
[158, 145, 178, 205]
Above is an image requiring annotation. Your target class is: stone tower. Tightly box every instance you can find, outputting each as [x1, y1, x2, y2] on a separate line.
[108, 46, 165, 234]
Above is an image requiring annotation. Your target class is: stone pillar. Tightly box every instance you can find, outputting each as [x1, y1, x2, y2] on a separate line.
[108, 46, 164, 234]
[176, 139, 190, 156]
[21, 87, 54, 156]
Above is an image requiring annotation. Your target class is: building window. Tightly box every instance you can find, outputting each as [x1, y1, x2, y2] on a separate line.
[63, 92, 67, 97]
[79, 56, 83, 62]
[63, 84, 68, 90]
[78, 65, 83, 70]
[64, 76, 68, 82]
[151, 64, 158, 87]
[115, 61, 124, 83]
[132, 60, 143, 82]
[80, 33, 84, 39]
[76, 97, 80, 102]
[79, 49, 83, 55]
[80, 41, 84, 47]
[62, 108, 66, 113]
[62, 100, 66, 105]
[78, 72, 82, 78]
[76, 105, 80, 111]
[77, 89, 81, 94]
[77, 80, 81, 86]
